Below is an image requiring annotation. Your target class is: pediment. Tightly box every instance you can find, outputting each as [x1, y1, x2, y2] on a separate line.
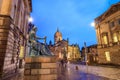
[95, 3, 120, 22]
[103, 4, 120, 18]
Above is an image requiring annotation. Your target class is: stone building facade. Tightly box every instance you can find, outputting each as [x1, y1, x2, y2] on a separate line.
[67, 44, 81, 60]
[54, 28, 62, 44]
[49, 29, 81, 60]
[81, 44, 98, 64]
[95, 2, 120, 65]
[0, 0, 32, 78]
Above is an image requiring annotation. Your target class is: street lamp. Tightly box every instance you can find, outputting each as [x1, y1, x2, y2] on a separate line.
[90, 21, 95, 27]
[28, 17, 33, 23]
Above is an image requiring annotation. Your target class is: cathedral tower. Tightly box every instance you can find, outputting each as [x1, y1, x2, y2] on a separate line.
[54, 28, 62, 44]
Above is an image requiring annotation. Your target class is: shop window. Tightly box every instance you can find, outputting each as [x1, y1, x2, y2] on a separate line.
[113, 33, 118, 42]
[105, 51, 111, 61]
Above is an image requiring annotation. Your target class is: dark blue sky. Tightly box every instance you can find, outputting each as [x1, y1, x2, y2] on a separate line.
[31, 0, 120, 47]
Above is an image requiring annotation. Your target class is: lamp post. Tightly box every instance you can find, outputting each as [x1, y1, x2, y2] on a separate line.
[84, 42, 88, 73]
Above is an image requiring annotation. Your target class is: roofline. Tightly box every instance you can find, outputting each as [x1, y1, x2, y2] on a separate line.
[95, 2, 120, 23]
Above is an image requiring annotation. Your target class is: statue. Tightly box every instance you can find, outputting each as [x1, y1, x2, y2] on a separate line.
[27, 25, 53, 56]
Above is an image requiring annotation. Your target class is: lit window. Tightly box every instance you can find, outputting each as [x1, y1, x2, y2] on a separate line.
[103, 35, 108, 44]
[105, 51, 111, 61]
[118, 32, 120, 41]
[113, 33, 118, 42]
[19, 46, 24, 58]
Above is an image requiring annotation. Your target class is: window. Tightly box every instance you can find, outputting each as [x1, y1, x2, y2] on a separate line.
[15, 0, 21, 25]
[113, 33, 118, 42]
[103, 35, 108, 44]
[118, 32, 120, 41]
[19, 46, 24, 58]
[105, 51, 111, 61]
[0, 0, 3, 12]
[118, 19, 120, 25]
[13, 5, 16, 23]
[109, 21, 115, 28]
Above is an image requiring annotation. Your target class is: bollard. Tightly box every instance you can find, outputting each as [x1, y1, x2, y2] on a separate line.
[75, 66, 78, 70]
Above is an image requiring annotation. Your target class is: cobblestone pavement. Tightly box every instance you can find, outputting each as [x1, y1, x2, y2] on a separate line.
[67, 63, 120, 80]
[1, 63, 119, 80]
[57, 63, 113, 80]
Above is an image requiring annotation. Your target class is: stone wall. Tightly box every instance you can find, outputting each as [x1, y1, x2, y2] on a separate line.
[0, 16, 21, 79]
[98, 45, 120, 65]
[24, 56, 57, 80]
[0, 0, 32, 79]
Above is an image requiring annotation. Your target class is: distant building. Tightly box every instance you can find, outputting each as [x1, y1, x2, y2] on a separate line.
[48, 29, 81, 60]
[54, 28, 62, 44]
[68, 44, 81, 60]
[0, 0, 32, 78]
[95, 2, 120, 65]
[81, 44, 98, 64]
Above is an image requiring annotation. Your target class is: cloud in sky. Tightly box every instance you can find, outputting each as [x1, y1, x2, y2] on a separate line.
[31, 0, 120, 47]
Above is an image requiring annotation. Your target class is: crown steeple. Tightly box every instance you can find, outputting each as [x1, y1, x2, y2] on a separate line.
[54, 27, 62, 44]
[57, 27, 59, 32]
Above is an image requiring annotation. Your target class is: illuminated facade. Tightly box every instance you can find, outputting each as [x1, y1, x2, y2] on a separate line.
[67, 45, 81, 60]
[0, 0, 32, 78]
[54, 28, 62, 44]
[49, 29, 81, 60]
[95, 2, 120, 65]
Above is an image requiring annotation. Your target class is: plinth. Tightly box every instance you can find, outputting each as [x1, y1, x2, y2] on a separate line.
[24, 56, 57, 80]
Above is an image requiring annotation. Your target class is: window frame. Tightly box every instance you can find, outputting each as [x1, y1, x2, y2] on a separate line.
[118, 18, 120, 25]
[109, 21, 115, 28]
